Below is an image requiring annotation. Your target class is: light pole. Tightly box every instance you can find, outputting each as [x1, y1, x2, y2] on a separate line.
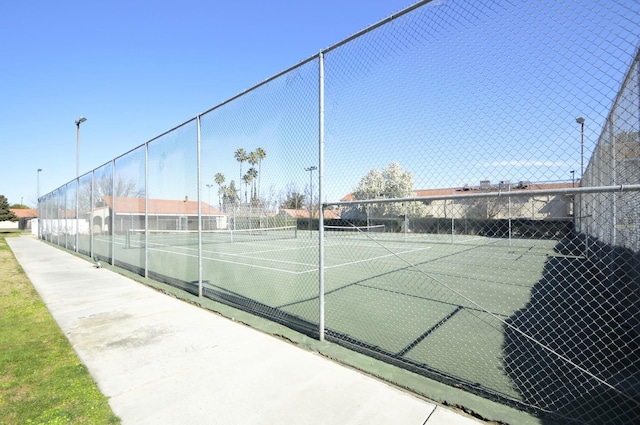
[576, 117, 585, 178]
[37, 169, 42, 200]
[305, 166, 317, 232]
[75, 117, 87, 179]
[575, 116, 587, 258]
[37, 168, 42, 238]
[206, 183, 213, 229]
[570, 170, 575, 188]
[74, 117, 86, 252]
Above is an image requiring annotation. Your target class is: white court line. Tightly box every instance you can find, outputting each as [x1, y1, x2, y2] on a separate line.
[319, 246, 432, 272]
[221, 252, 318, 268]
[458, 236, 486, 243]
[136, 240, 319, 268]
[323, 240, 424, 250]
[116, 237, 433, 275]
[206, 243, 318, 262]
[148, 246, 314, 275]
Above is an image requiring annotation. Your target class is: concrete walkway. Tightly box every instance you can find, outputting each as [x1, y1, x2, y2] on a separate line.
[8, 236, 484, 425]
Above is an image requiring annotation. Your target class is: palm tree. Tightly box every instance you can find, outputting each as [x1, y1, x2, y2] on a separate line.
[246, 167, 258, 202]
[234, 148, 247, 199]
[242, 173, 253, 204]
[255, 147, 266, 198]
[218, 184, 228, 211]
[214, 173, 225, 208]
[248, 151, 259, 201]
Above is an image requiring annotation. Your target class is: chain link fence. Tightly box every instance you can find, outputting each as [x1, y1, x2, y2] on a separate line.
[38, 1, 639, 423]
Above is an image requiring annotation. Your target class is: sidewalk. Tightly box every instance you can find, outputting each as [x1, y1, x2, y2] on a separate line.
[8, 236, 484, 425]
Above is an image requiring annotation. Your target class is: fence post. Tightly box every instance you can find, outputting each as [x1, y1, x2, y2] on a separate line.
[90, 171, 94, 261]
[508, 185, 512, 247]
[111, 159, 115, 266]
[318, 51, 326, 341]
[197, 115, 203, 298]
[144, 143, 149, 278]
[75, 177, 79, 253]
[450, 189, 454, 244]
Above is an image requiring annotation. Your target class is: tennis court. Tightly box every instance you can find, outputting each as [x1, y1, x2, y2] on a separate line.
[97, 225, 562, 402]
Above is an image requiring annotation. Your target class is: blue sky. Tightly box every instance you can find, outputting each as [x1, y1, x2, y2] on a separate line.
[2, 0, 639, 209]
[0, 0, 418, 207]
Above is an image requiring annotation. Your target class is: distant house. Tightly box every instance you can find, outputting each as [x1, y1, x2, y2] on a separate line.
[91, 196, 226, 234]
[341, 181, 574, 220]
[0, 208, 38, 230]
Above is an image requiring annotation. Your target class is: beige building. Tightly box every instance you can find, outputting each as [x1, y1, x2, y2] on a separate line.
[342, 181, 574, 220]
[416, 181, 573, 220]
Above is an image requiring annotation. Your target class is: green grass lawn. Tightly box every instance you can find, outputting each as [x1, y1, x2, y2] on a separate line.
[0, 231, 120, 425]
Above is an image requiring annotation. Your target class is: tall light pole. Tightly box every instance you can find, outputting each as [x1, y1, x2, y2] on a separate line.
[305, 166, 317, 232]
[75, 117, 87, 179]
[37, 169, 42, 200]
[74, 117, 86, 252]
[206, 183, 213, 229]
[575, 116, 587, 258]
[37, 168, 43, 238]
[570, 170, 575, 188]
[576, 117, 585, 178]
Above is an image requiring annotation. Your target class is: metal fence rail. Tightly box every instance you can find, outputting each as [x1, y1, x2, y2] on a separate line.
[39, 1, 640, 423]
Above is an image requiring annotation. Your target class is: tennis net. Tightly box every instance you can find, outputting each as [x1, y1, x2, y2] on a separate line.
[323, 224, 386, 233]
[125, 226, 298, 248]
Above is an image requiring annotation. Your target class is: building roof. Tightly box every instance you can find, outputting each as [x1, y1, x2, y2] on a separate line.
[10, 208, 38, 218]
[279, 208, 341, 219]
[101, 196, 223, 216]
[414, 181, 574, 197]
[342, 181, 574, 201]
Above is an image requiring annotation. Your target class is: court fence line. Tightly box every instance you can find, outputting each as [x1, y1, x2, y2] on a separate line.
[38, 1, 640, 424]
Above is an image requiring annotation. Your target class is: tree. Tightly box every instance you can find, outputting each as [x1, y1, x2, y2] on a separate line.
[114, 177, 144, 199]
[214, 173, 225, 208]
[354, 169, 385, 202]
[280, 188, 305, 210]
[245, 167, 258, 203]
[352, 162, 427, 217]
[465, 197, 508, 219]
[0, 195, 18, 222]
[242, 172, 253, 204]
[225, 180, 240, 206]
[78, 175, 144, 212]
[255, 147, 267, 198]
[247, 151, 259, 200]
[234, 148, 248, 198]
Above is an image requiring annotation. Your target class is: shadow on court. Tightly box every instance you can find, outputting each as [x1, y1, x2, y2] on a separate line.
[503, 236, 640, 424]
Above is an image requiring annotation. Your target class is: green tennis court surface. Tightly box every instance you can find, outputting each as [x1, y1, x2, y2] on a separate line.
[89, 229, 565, 402]
[82, 228, 561, 400]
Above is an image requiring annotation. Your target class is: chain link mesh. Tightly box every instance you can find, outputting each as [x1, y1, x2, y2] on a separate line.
[38, 1, 639, 423]
[199, 59, 320, 330]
